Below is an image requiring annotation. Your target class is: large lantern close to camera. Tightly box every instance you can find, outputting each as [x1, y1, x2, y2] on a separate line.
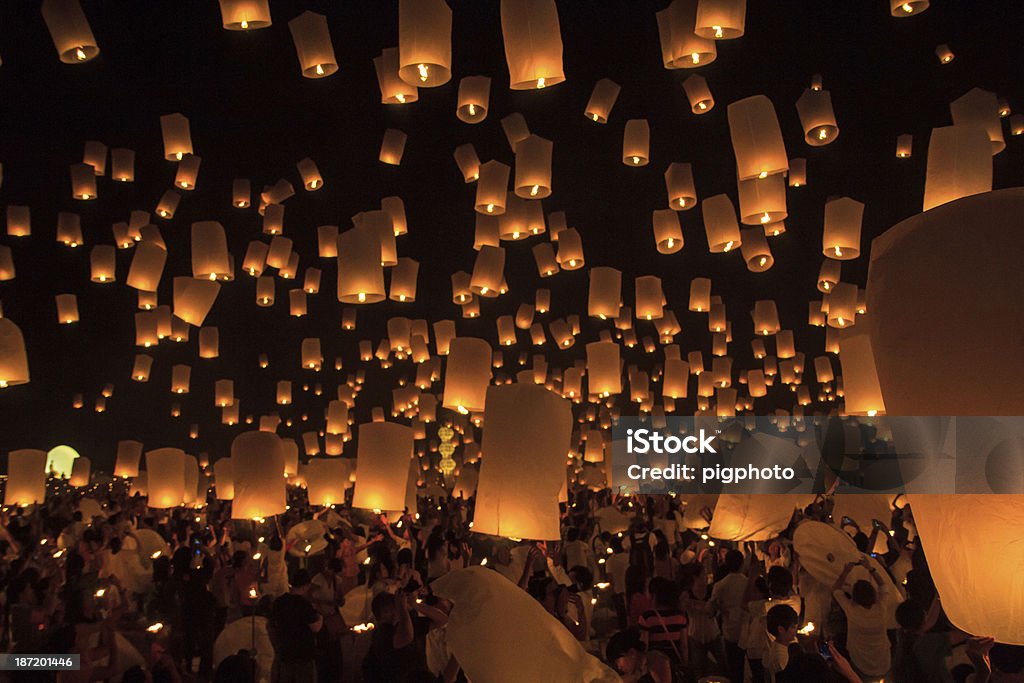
[4, 450, 47, 506]
[474, 383, 572, 540]
[0, 319, 30, 389]
[353, 422, 414, 512]
[500, 0, 565, 90]
[231, 431, 286, 519]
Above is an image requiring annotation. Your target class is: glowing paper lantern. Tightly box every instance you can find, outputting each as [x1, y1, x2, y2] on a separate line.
[896, 134, 913, 158]
[635, 276, 665, 320]
[454, 143, 481, 183]
[4, 449, 47, 506]
[950, 88, 1004, 154]
[431, 567, 618, 681]
[288, 11, 337, 78]
[471, 246, 505, 297]
[727, 95, 789, 180]
[588, 267, 622, 320]
[173, 277, 220, 327]
[379, 129, 407, 165]
[82, 140, 106, 175]
[710, 494, 805, 541]
[159, 113, 193, 161]
[514, 135, 553, 198]
[115, 440, 142, 478]
[656, 0, 716, 68]
[659, 169, 695, 220]
[55, 294, 78, 324]
[683, 74, 714, 113]
[587, 341, 621, 396]
[155, 190, 180, 219]
[822, 197, 864, 260]
[41, 0, 99, 63]
[174, 154, 201, 190]
[796, 89, 839, 146]
[145, 448, 186, 508]
[740, 228, 773, 272]
[623, 119, 650, 166]
[556, 228, 584, 269]
[689, 277, 712, 312]
[891, 0, 928, 16]
[70, 163, 96, 200]
[214, 458, 234, 500]
[191, 222, 230, 280]
[69, 456, 90, 487]
[584, 78, 621, 123]
[695, 0, 745, 38]
[500, 0, 565, 90]
[219, 0, 271, 30]
[132, 355, 152, 382]
[923, 126, 992, 212]
[475, 161, 511, 215]
[353, 422, 414, 511]
[702, 194, 742, 253]
[337, 226, 385, 303]
[837, 321, 885, 416]
[0, 318, 29, 388]
[6, 206, 30, 238]
[389, 257, 418, 302]
[474, 384, 571, 539]
[231, 432, 286, 519]
[935, 44, 954, 64]
[827, 282, 858, 329]
[90, 245, 116, 283]
[398, 0, 451, 87]
[296, 157, 323, 191]
[375, 47, 418, 105]
[443, 337, 492, 414]
[738, 173, 787, 225]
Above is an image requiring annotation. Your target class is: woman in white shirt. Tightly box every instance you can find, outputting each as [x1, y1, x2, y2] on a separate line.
[831, 557, 891, 678]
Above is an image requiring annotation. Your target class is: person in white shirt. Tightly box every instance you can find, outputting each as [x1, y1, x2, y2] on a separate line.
[831, 557, 891, 679]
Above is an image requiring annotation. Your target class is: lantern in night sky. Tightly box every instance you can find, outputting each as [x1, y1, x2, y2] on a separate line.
[398, 0, 452, 87]
[41, 0, 99, 63]
[500, 0, 565, 90]
[288, 11, 338, 78]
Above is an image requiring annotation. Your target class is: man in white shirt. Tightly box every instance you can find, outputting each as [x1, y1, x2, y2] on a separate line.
[710, 549, 750, 682]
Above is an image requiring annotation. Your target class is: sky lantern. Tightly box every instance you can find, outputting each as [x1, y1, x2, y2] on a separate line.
[454, 143, 481, 183]
[82, 140, 106, 175]
[214, 458, 234, 500]
[379, 128, 407, 165]
[4, 450, 47, 506]
[935, 44, 954, 64]
[473, 383, 572, 540]
[950, 87, 1005, 155]
[556, 228, 584, 269]
[219, 0, 271, 30]
[683, 74, 714, 114]
[665, 163, 697, 210]
[231, 431, 286, 519]
[588, 267, 621, 320]
[584, 78, 621, 123]
[337, 225, 385, 304]
[702, 194, 742, 253]
[500, 0, 565, 90]
[475, 161, 511, 215]
[514, 135, 553, 198]
[695, 0, 746, 39]
[727, 95, 789, 180]
[891, 0, 929, 16]
[795, 88, 839, 146]
[822, 196, 864, 260]
[389, 257, 419, 302]
[896, 134, 913, 158]
[41, 0, 99, 63]
[455, 76, 491, 123]
[740, 228, 773, 272]
[923, 126, 992, 211]
[353, 422, 414, 512]
[622, 119, 650, 166]
[174, 154, 201, 189]
[159, 113, 193, 161]
[738, 172, 787, 225]
[398, 0, 452, 87]
[0, 319, 30, 389]
[656, 0, 716, 68]
[288, 11, 338, 78]
[296, 157, 323, 190]
[586, 341, 621, 396]
[191, 221, 231, 280]
[110, 148, 134, 181]
[69, 456, 90, 487]
[6, 206, 30, 238]
[70, 163, 96, 200]
[305, 459, 348, 507]
[375, 48, 418, 105]
[443, 337, 492, 414]
[145, 448, 186, 509]
[90, 245, 116, 283]
[55, 294, 79, 324]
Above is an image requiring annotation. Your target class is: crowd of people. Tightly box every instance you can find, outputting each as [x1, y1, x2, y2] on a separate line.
[0, 479, 1019, 683]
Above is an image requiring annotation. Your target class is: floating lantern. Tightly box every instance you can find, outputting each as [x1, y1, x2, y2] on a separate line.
[635, 276, 665, 320]
[82, 140, 106, 175]
[389, 257, 418, 302]
[219, 0, 271, 30]
[500, 0, 565, 90]
[556, 228, 584, 269]
[584, 78, 621, 123]
[471, 246, 505, 297]
[950, 87, 1005, 155]
[375, 47, 418, 105]
[288, 11, 338, 78]
[155, 190, 180, 219]
[296, 157, 323, 190]
[475, 160, 511, 215]
[159, 113, 193, 161]
[305, 459, 348, 507]
[656, 0, 716, 68]
[896, 134, 913, 158]
[174, 154, 201, 189]
[923, 126, 992, 211]
[337, 226, 385, 304]
[214, 458, 234, 500]
[4, 450, 47, 506]
[6, 206, 30, 237]
[132, 354, 153, 382]
[456, 76, 491, 122]
[740, 228, 773, 272]
[231, 432, 286, 519]
[90, 246, 116, 283]
[41, 0, 99, 63]
[795, 89, 839, 146]
[695, 0, 745, 39]
[532, 243, 559, 277]
[0, 319, 29, 388]
[689, 277, 711, 312]
[145, 448, 186, 508]
[623, 119, 650, 166]
[663, 163, 697, 212]
[702, 194, 742, 253]
[200, 326, 220, 358]
[443, 337, 492, 414]
[56, 212, 83, 247]
[728, 95, 789, 180]
[70, 163, 96, 200]
[55, 294, 78, 324]
[683, 74, 714, 114]
[586, 341, 621, 396]
[935, 44, 954, 64]
[827, 282, 857, 328]
[752, 300, 780, 335]
[398, 0, 451, 87]
[69, 456, 90, 487]
[379, 129, 407, 165]
[173, 277, 220, 327]
[126, 241, 167, 292]
[891, 0, 928, 16]
[514, 135, 553, 198]
[588, 267, 621, 320]
[191, 221, 230, 280]
[822, 197, 864, 260]
[454, 143, 481, 183]
[738, 173, 787, 225]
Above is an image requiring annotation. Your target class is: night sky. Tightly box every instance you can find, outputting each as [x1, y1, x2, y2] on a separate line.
[1, 0, 1022, 472]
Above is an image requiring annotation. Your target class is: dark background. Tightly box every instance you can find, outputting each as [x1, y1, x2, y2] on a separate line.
[1, 0, 1022, 471]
